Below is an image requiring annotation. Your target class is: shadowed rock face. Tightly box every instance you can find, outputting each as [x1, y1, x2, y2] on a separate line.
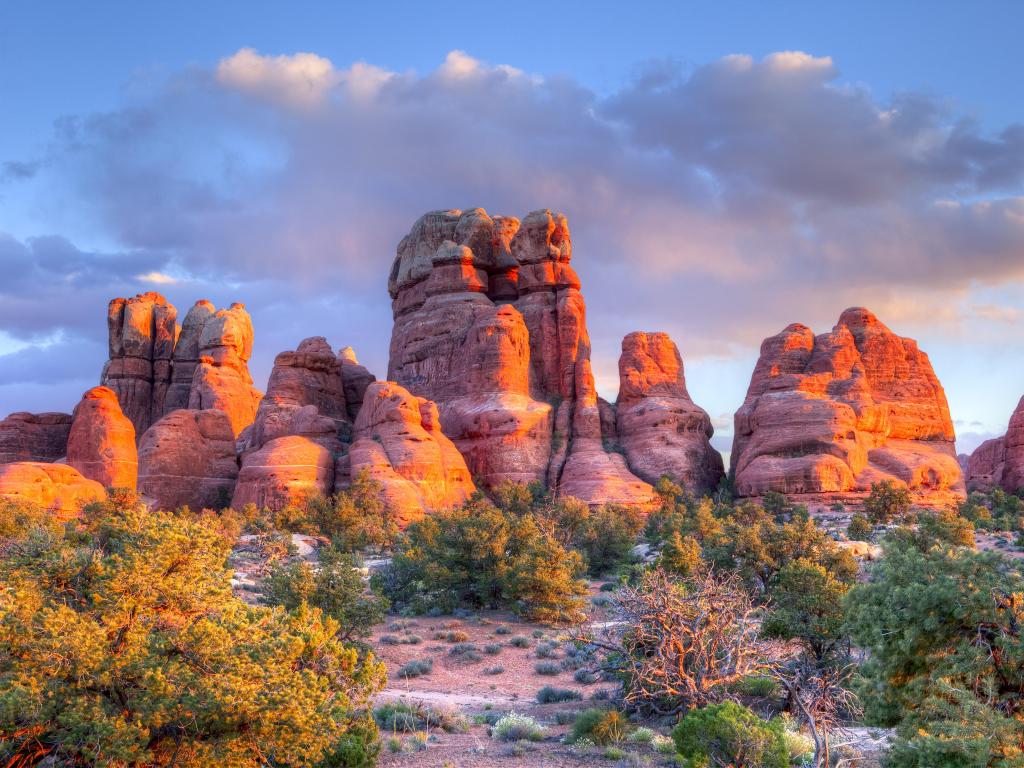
[0, 412, 72, 464]
[0, 462, 105, 518]
[164, 300, 216, 412]
[387, 208, 661, 508]
[338, 381, 476, 526]
[731, 308, 963, 499]
[615, 332, 724, 495]
[138, 408, 239, 511]
[965, 394, 1024, 493]
[101, 292, 177, 436]
[66, 386, 137, 489]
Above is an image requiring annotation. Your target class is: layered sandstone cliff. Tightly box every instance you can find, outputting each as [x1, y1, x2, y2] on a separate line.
[387, 207, 695, 507]
[964, 394, 1024, 493]
[0, 412, 72, 464]
[731, 308, 963, 499]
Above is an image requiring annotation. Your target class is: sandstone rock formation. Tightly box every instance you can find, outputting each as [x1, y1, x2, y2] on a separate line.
[164, 300, 216, 412]
[340, 381, 476, 524]
[138, 409, 239, 511]
[66, 386, 138, 489]
[731, 308, 963, 499]
[387, 208, 657, 506]
[244, 336, 348, 453]
[615, 332, 724, 494]
[232, 435, 335, 511]
[187, 303, 262, 437]
[101, 292, 177, 435]
[339, 347, 376, 421]
[0, 412, 72, 464]
[965, 394, 1024, 493]
[0, 462, 105, 517]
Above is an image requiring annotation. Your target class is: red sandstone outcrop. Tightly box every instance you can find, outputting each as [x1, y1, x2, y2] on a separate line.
[387, 208, 655, 505]
[232, 435, 335, 511]
[101, 292, 177, 435]
[244, 336, 348, 453]
[66, 386, 137, 489]
[0, 462, 105, 517]
[137, 409, 239, 511]
[731, 308, 963, 498]
[188, 303, 262, 437]
[615, 332, 724, 494]
[339, 381, 476, 524]
[965, 394, 1024, 493]
[164, 300, 216, 412]
[0, 412, 72, 464]
[339, 347, 376, 422]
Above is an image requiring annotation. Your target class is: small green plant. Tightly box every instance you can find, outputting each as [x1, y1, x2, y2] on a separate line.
[510, 635, 531, 648]
[574, 668, 599, 684]
[492, 712, 547, 742]
[484, 643, 503, 655]
[532, 629, 546, 639]
[627, 727, 655, 744]
[536, 641, 559, 658]
[408, 731, 428, 751]
[603, 746, 626, 760]
[484, 665, 505, 675]
[397, 658, 433, 678]
[536, 685, 582, 704]
[847, 512, 873, 540]
[495, 625, 512, 635]
[732, 674, 780, 698]
[555, 710, 577, 725]
[571, 708, 629, 745]
[652, 734, 675, 754]
[387, 736, 403, 753]
[671, 702, 787, 768]
[433, 629, 469, 642]
[535, 661, 560, 676]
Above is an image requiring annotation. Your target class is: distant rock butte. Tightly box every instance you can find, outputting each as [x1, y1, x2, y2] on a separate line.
[965, 394, 1024, 493]
[66, 386, 137, 489]
[731, 307, 963, 499]
[0, 412, 71, 464]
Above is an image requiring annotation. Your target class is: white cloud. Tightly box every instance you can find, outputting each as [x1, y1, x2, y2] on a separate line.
[136, 271, 178, 285]
[216, 48, 340, 108]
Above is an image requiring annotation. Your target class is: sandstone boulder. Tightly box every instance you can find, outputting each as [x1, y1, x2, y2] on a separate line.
[138, 409, 239, 511]
[101, 292, 177, 435]
[615, 332, 724, 494]
[966, 394, 1024, 493]
[232, 435, 334, 511]
[0, 462, 105, 518]
[341, 381, 476, 525]
[731, 308, 963, 499]
[0, 412, 72, 464]
[188, 303, 262, 436]
[66, 386, 137, 489]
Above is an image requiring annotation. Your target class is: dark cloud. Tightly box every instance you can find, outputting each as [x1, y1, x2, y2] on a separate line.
[2, 49, 1023, 434]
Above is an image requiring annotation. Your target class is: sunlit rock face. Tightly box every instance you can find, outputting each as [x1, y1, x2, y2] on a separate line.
[338, 381, 477, 527]
[0, 462, 105, 518]
[187, 303, 263, 438]
[66, 386, 138, 489]
[731, 308, 963, 500]
[387, 208, 661, 508]
[615, 332, 724, 495]
[965, 394, 1024, 493]
[101, 292, 177, 436]
[0, 412, 72, 464]
[138, 408, 239, 512]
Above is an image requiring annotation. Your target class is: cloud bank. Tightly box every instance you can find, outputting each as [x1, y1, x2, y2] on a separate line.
[3, 48, 1023, 445]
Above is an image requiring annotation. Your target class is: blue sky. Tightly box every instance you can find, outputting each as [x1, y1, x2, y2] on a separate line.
[2, 1, 1023, 456]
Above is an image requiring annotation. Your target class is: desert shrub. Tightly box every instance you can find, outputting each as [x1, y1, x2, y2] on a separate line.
[864, 479, 912, 524]
[657, 531, 703, 578]
[495, 625, 512, 635]
[376, 496, 588, 624]
[731, 674, 780, 698]
[761, 558, 850, 664]
[300, 470, 400, 551]
[571, 708, 630, 745]
[599, 581, 617, 592]
[626, 727, 655, 744]
[555, 710, 578, 725]
[574, 504, 646, 576]
[536, 641, 559, 658]
[434, 629, 469, 642]
[535, 661, 561, 676]
[537, 686, 582, 704]
[374, 703, 421, 732]
[484, 643, 503, 655]
[603, 746, 626, 760]
[0, 495, 386, 768]
[652, 734, 675, 754]
[484, 665, 505, 675]
[491, 712, 547, 742]
[671, 702, 788, 768]
[261, 543, 387, 642]
[847, 512, 872, 540]
[397, 658, 433, 678]
[574, 669, 599, 684]
[591, 594, 612, 607]
[509, 635, 531, 648]
[449, 642, 479, 655]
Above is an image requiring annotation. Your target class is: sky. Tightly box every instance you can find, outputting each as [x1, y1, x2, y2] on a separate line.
[1, 1, 1022, 458]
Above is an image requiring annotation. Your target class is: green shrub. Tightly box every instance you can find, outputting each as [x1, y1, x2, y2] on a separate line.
[555, 710, 578, 725]
[491, 712, 547, 742]
[495, 625, 512, 635]
[570, 708, 632, 745]
[397, 658, 433, 678]
[574, 669, 599, 684]
[535, 661, 560, 676]
[626, 727, 655, 744]
[484, 665, 505, 675]
[731, 674, 779, 698]
[510, 635, 531, 648]
[603, 746, 626, 760]
[434, 629, 469, 642]
[671, 702, 787, 768]
[484, 643, 503, 655]
[847, 512, 873, 540]
[536, 641, 559, 658]
[864, 480, 912, 524]
[536, 686, 582, 704]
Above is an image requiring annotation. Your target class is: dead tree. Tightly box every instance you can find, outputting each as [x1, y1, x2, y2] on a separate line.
[779, 661, 862, 767]
[583, 567, 786, 715]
